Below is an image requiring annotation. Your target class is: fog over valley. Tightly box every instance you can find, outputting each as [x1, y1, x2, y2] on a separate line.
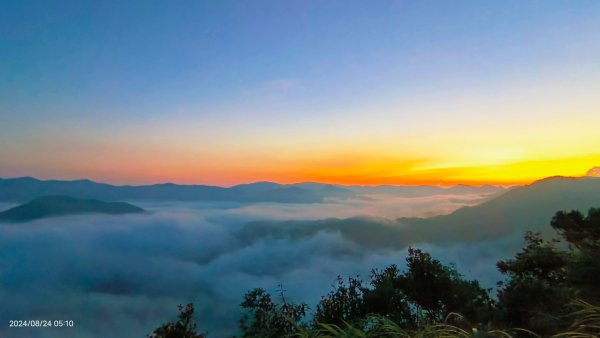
[0, 183, 509, 338]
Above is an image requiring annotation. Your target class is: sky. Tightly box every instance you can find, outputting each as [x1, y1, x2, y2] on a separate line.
[1, 0, 600, 186]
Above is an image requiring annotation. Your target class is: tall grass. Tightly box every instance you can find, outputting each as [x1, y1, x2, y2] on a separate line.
[552, 300, 600, 338]
[293, 300, 599, 338]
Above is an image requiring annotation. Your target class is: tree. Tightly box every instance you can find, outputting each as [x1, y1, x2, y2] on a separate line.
[314, 275, 366, 326]
[148, 303, 206, 338]
[363, 265, 414, 327]
[551, 208, 600, 303]
[400, 247, 492, 325]
[239, 286, 308, 337]
[313, 248, 491, 330]
[551, 208, 600, 252]
[496, 231, 570, 335]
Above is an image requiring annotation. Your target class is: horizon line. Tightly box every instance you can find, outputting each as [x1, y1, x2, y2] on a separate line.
[3, 174, 591, 189]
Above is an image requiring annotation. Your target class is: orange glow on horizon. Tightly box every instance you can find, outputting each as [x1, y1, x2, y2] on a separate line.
[13, 153, 599, 188]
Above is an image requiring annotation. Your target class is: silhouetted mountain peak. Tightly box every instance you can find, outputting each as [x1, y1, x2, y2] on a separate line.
[0, 195, 145, 223]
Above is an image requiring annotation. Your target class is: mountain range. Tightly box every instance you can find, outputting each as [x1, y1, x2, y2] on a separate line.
[0, 177, 504, 204]
[237, 176, 600, 248]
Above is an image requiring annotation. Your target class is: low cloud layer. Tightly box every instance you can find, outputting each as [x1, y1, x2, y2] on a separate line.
[0, 192, 520, 338]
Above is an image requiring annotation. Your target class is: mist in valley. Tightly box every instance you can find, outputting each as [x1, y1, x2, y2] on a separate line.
[0, 191, 521, 338]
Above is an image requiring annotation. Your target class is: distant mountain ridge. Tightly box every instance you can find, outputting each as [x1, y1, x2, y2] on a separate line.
[237, 176, 600, 249]
[0, 177, 505, 204]
[399, 176, 600, 244]
[0, 177, 327, 203]
[344, 184, 504, 197]
[0, 195, 145, 223]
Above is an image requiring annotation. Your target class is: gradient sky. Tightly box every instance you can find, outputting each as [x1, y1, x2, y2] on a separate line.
[1, 0, 600, 186]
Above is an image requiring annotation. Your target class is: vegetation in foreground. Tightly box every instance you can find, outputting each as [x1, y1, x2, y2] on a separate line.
[149, 208, 600, 337]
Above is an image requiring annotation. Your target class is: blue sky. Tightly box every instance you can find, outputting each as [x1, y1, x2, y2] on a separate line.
[1, 1, 600, 185]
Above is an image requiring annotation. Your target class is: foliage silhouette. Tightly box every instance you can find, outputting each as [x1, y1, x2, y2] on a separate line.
[148, 303, 206, 338]
[239, 285, 308, 337]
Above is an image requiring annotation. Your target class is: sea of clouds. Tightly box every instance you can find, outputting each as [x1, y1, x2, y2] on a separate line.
[0, 193, 522, 338]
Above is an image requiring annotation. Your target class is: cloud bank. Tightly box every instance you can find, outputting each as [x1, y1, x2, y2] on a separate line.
[0, 193, 520, 338]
